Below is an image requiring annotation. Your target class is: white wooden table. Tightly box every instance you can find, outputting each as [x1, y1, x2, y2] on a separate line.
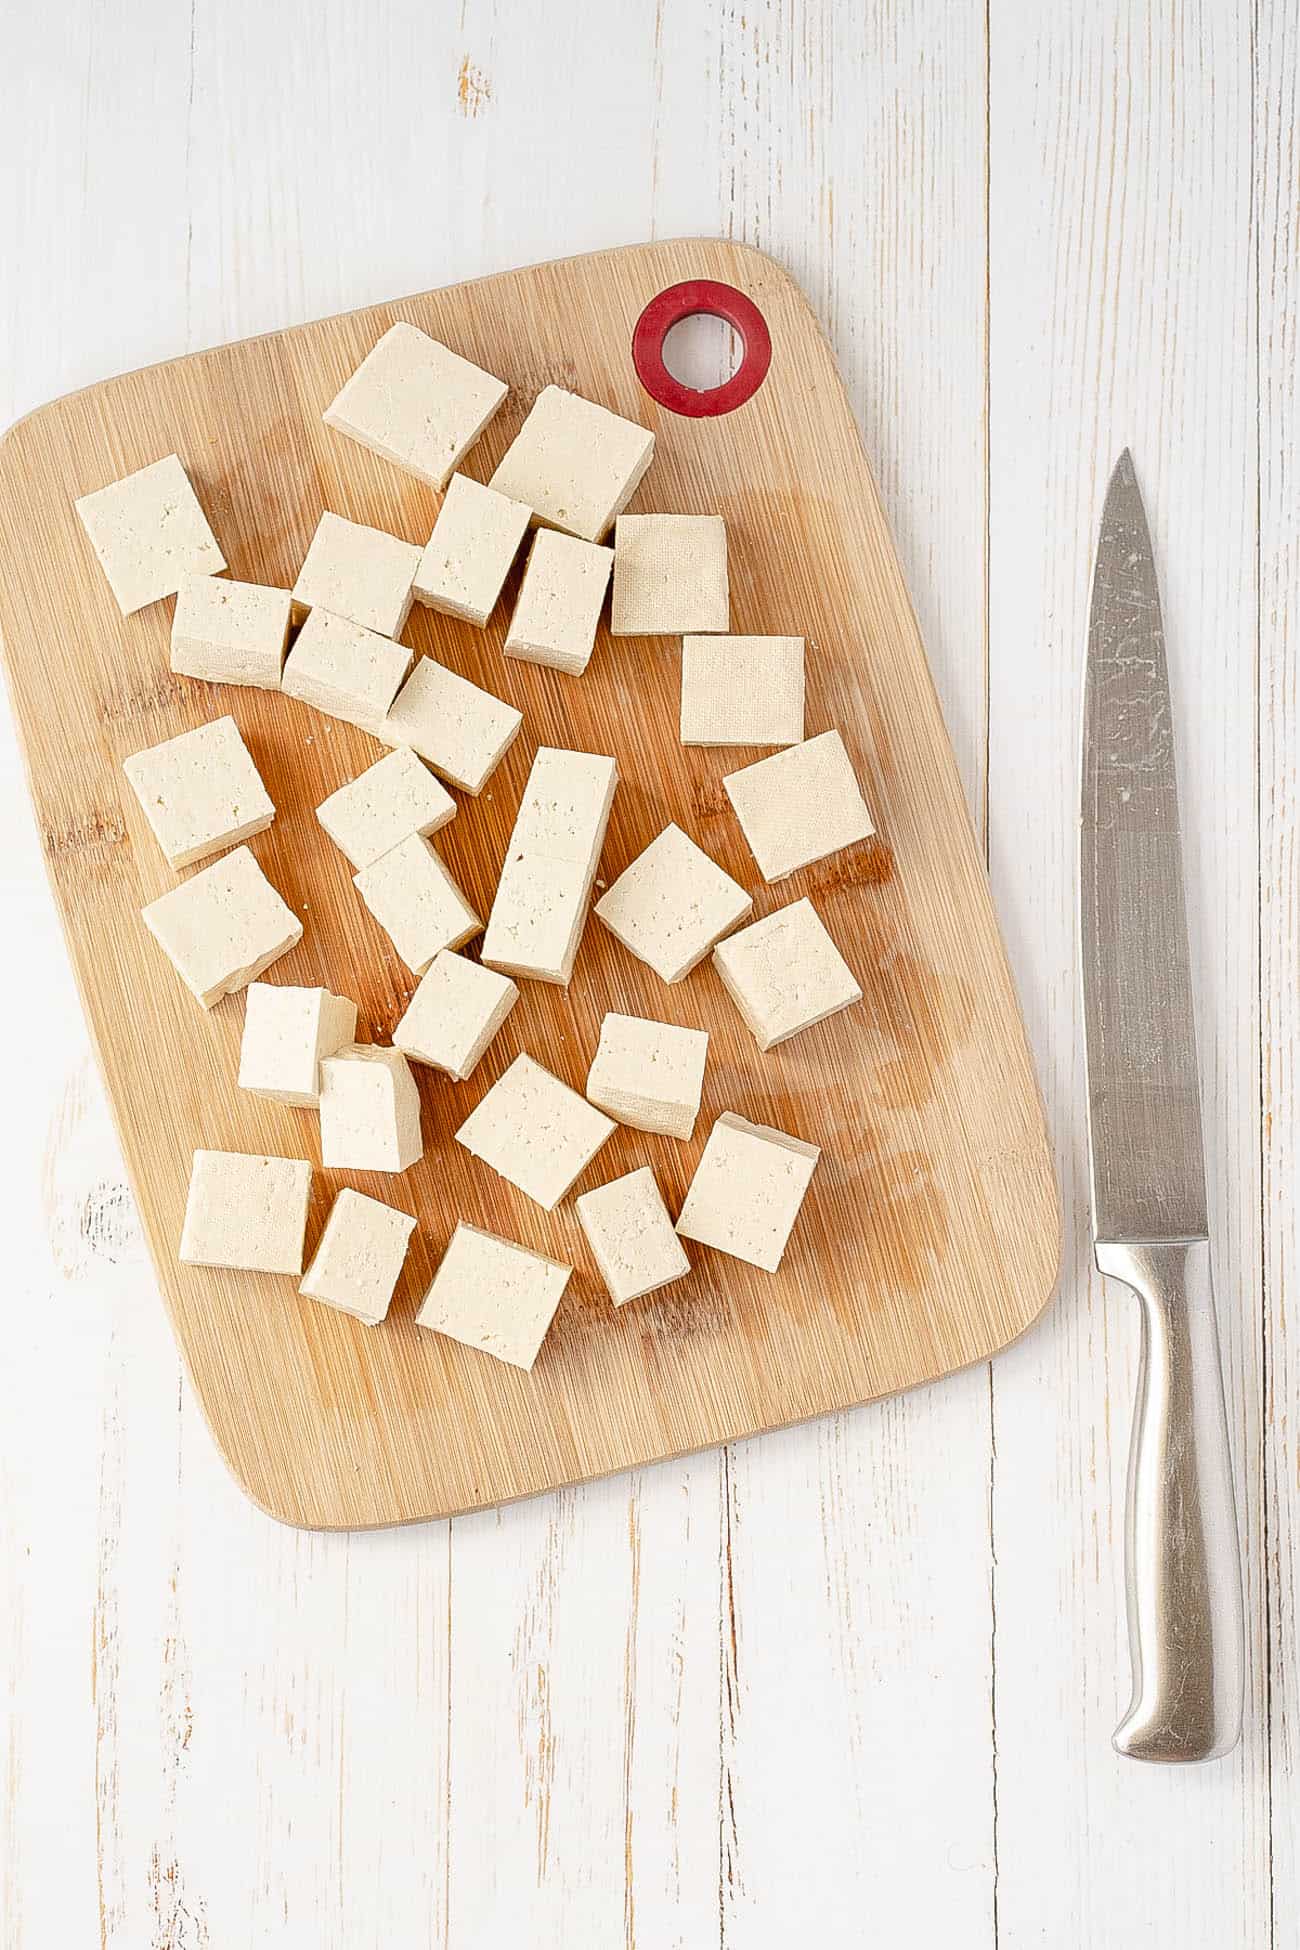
[1, 3, 1293, 1944]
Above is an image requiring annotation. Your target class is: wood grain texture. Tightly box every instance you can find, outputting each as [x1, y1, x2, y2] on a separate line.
[0, 236, 1059, 1530]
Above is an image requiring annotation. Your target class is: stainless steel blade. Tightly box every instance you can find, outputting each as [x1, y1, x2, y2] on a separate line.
[1081, 450, 1208, 1242]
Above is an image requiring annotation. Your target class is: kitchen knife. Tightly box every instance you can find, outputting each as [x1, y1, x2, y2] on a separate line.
[1080, 450, 1244, 1762]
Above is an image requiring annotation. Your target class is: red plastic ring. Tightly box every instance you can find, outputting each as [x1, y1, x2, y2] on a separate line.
[632, 279, 772, 418]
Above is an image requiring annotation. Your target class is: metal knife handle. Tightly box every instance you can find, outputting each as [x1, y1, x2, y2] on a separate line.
[1095, 1238, 1244, 1762]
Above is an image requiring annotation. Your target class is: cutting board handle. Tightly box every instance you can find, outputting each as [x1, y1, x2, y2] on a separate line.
[632, 278, 771, 417]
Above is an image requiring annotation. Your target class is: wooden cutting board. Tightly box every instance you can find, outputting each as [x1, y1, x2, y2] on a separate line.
[0, 239, 1059, 1529]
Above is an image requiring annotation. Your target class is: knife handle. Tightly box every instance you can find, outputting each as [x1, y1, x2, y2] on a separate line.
[1095, 1238, 1244, 1762]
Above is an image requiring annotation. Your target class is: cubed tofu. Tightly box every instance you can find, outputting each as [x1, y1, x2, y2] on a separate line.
[316, 745, 456, 871]
[379, 655, 522, 795]
[413, 473, 531, 626]
[416, 1222, 571, 1371]
[680, 635, 804, 747]
[723, 730, 874, 882]
[393, 950, 518, 1080]
[576, 1167, 692, 1305]
[611, 514, 728, 635]
[323, 322, 508, 490]
[319, 1043, 423, 1173]
[481, 747, 617, 985]
[585, 1012, 708, 1140]
[712, 898, 862, 1051]
[179, 1149, 311, 1275]
[489, 385, 654, 542]
[123, 715, 274, 870]
[237, 982, 358, 1106]
[455, 1052, 614, 1210]
[292, 511, 421, 637]
[353, 832, 480, 975]
[299, 1188, 416, 1325]
[503, 530, 612, 676]
[142, 845, 302, 1008]
[75, 454, 225, 614]
[170, 573, 291, 689]
[593, 822, 751, 983]
[675, 1112, 820, 1272]
[281, 607, 412, 733]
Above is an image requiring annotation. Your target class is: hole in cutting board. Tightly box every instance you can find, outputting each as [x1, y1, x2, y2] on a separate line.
[660, 314, 742, 391]
[632, 278, 772, 418]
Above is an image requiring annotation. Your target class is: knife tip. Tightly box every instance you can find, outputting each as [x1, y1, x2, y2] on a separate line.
[1110, 446, 1137, 488]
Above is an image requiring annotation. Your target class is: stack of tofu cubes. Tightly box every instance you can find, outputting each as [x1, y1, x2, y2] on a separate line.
[82, 310, 875, 1372]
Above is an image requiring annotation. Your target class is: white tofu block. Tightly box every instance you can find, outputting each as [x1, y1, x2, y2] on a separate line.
[576, 1167, 692, 1305]
[75, 454, 226, 615]
[416, 1222, 571, 1371]
[488, 385, 654, 542]
[481, 747, 617, 985]
[292, 511, 421, 637]
[455, 1053, 614, 1210]
[393, 950, 518, 1080]
[316, 745, 456, 871]
[123, 715, 274, 870]
[680, 635, 804, 747]
[712, 898, 862, 1052]
[413, 473, 530, 626]
[585, 1012, 708, 1140]
[323, 322, 508, 490]
[281, 607, 412, 734]
[179, 1149, 311, 1275]
[353, 832, 480, 975]
[170, 573, 291, 689]
[238, 981, 358, 1107]
[593, 822, 751, 984]
[612, 514, 728, 635]
[142, 845, 302, 1009]
[503, 530, 612, 676]
[675, 1112, 820, 1273]
[299, 1188, 416, 1325]
[724, 730, 875, 882]
[379, 655, 522, 795]
[319, 1044, 423, 1173]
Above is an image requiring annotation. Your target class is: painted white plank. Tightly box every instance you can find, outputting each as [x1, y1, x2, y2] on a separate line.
[987, 2, 1270, 1942]
[1257, 0, 1300, 1928]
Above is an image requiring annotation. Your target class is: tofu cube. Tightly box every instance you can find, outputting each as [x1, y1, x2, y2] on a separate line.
[585, 1012, 708, 1140]
[179, 1149, 311, 1274]
[281, 607, 412, 734]
[504, 530, 612, 676]
[489, 385, 654, 542]
[323, 321, 508, 490]
[416, 1222, 571, 1371]
[379, 655, 522, 795]
[712, 898, 862, 1052]
[75, 454, 226, 614]
[316, 745, 456, 871]
[680, 635, 804, 747]
[576, 1167, 691, 1305]
[353, 832, 480, 975]
[292, 511, 421, 637]
[455, 1052, 614, 1210]
[238, 982, 358, 1107]
[122, 715, 274, 869]
[612, 514, 728, 635]
[393, 950, 518, 1080]
[724, 730, 874, 882]
[482, 747, 618, 986]
[170, 573, 291, 689]
[319, 1043, 423, 1173]
[299, 1188, 416, 1325]
[142, 845, 302, 1009]
[675, 1113, 820, 1273]
[413, 474, 531, 626]
[593, 822, 751, 984]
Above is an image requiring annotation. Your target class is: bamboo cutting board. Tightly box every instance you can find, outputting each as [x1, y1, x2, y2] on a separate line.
[0, 240, 1059, 1528]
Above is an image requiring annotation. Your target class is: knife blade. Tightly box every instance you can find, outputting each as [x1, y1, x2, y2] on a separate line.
[1080, 450, 1243, 1763]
